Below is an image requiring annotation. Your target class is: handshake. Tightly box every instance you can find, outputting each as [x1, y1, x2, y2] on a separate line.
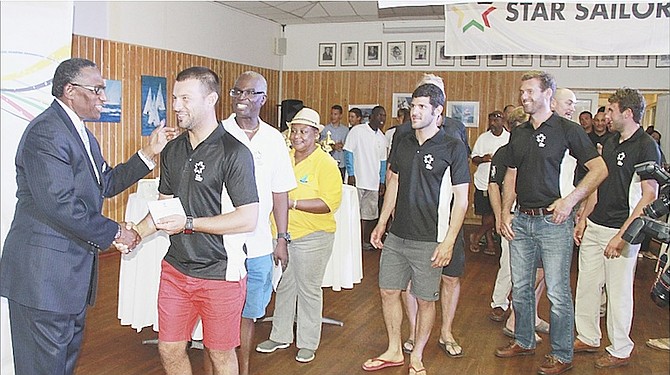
[112, 222, 141, 255]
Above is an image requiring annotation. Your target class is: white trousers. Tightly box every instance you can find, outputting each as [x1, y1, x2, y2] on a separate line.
[491, 236, 512, 310]
[575, 220, 639, 358]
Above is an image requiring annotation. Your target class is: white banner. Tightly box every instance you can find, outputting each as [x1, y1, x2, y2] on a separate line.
[1, 2, 73, 374]
[444, 2, 670, 56]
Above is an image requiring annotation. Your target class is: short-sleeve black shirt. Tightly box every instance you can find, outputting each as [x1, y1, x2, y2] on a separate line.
[489, 144, 510, 188]
[390, 128, 470, 242]
[506, 113, 599, 208]
[589, 128, 661, 228]
[159, 125, 258, 279]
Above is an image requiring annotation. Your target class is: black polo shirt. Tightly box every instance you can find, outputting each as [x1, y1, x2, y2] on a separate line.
[589, 127, 661, 228]
[388, 116, 470, 166]
[158, 124, 258, 280]
[588, 131, 614, 147]
[390, 127, 470, 242]
[507, 113, 599, 209]
[489, 144, 510, 188]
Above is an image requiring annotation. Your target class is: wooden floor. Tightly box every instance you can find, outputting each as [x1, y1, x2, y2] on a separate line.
[74, 225, 669, 375]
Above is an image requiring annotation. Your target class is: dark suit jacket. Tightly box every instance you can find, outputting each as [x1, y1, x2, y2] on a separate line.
[0, 100, 150, 314]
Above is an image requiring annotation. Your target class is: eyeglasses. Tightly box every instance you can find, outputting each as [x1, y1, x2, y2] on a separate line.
[229, 88, 265, 98]
[490, 113, 503, 118]
[71, 83, 106, 95]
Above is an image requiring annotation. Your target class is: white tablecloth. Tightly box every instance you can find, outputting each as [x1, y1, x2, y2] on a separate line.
[118, 182, 362, 332]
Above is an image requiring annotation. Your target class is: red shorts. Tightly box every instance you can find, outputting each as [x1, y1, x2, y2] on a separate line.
[157, 260, 247, 350]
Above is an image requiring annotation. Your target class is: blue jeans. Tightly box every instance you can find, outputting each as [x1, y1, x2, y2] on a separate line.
[510, 211, 575, 363]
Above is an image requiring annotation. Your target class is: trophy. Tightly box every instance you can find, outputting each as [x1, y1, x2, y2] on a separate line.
[320, 130, 335, 152]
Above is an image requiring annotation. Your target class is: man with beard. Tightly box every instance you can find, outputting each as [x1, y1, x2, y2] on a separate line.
[133, 67, 259, 375]
[220, 71, 296, 375]
[496, 71, 607, 375]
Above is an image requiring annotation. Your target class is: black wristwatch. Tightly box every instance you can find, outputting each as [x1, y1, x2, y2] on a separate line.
[183, 216, 194, 234]
[277, 232, 291, 244]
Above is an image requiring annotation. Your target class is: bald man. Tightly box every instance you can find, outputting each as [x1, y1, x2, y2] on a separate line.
[551, 88, 577, 120]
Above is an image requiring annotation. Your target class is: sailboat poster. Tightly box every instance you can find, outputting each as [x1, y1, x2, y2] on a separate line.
[141, 75, 167, 136]
[100, 79, 121, 123]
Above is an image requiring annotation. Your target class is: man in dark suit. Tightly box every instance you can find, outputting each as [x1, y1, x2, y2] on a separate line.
[0, 58, 175, 375]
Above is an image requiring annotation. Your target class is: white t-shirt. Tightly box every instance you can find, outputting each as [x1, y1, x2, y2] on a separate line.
[471, 129, 510, 191]
[343, 123, 388, 191]
[384, 127, 397, 158]
[222, 114, 297, 258]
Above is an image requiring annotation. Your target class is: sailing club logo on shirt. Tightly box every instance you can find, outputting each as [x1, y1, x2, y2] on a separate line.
[194, 161, 205, 182]
[535, 133, 546, 148]
[423, 154, 434, 170]
[490, 165, 497, 179]
[617, 151, 626, 166]
[299, 174, 309, 184]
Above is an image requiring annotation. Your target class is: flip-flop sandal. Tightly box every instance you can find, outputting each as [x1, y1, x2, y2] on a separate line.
[409, 365, 427, 375]
[403, 339, 414, 354]
[362, 357, 404, 372]
[469, 234, 480, 253]
[438, 339, 463, 358]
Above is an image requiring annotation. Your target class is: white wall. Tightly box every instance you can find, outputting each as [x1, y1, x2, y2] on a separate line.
[283, 21, 670, 91]
[73, 1, 282, 70]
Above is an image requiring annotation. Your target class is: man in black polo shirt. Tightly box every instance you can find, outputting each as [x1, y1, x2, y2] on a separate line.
[134, 67, 259, 375]
[363, 83, 469, 374]
[496, 71, 607, 375]
[589, 108, 613, 149]
[573, 88, 660, 369]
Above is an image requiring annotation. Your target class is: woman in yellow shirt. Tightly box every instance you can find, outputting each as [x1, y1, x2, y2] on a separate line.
[256, 108, 342, 363]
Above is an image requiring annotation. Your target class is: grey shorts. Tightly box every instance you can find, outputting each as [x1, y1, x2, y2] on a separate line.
[378, 233, 443, 301]
[441, 228, 465, 277]
[358, 188, 379, 220]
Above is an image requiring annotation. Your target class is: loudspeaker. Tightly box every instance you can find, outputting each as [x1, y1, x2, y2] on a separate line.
[280, 99, 303, 132]
[274, 38, 287, 56]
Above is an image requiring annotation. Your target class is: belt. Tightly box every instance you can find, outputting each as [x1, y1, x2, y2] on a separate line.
[519, 207, 552, 216]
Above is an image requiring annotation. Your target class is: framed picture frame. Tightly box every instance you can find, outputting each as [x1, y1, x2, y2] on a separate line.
[446, 101, 480, 128]
[411, 41, 430, 66]
[318, 43, 336, 67]
[540, 55, 561, 68]
[387, 41, 406, 66]
[100, 79, 122, 123]
[348, 104, 378, 124]
[657, 54, 670, 68]
[392, 93, 413, 118]
[487, 55, 507, 67]
[512, 54, 533, 67]
[596, 55, 619, 68]
[340, 42, 359, 67]
[364, 42, 382, 66]
[435, 42, 455, 66]
[568, 56, 590, 68]
[626, 55, 649, 68]
[460, 55, 480, 67]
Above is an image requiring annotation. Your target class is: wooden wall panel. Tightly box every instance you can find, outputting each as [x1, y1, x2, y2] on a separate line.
[281, 70, 524, 223]
[71, 35, 279, 223]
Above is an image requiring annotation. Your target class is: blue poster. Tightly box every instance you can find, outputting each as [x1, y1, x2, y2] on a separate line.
[141, 75, 167, 136]
[100, 79, 121, 123]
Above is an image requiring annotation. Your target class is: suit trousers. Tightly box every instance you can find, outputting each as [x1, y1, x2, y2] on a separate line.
[575, 219, 639, 358]
[491, 236, 512, 310]
[8, 300, 87, 375]
[269, 231, 334, 351]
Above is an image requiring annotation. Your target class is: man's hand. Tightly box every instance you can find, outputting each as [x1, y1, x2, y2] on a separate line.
[500, 211, 515, 241]
[431, 241, 454, 268]
[573, 220, 586, 246]
[379, 183, 386, 196]
[347, 176, 356, 186]
[155, 214, 187, 235]
[604, 234, 625, 259]
[332, 142, 344, 151]
[113, 224, 142, 254]
[370, 223, 386, 249]
[273, 239, 289, 271]
[547, 197, 573, 224]
[141, 120, 178, 159]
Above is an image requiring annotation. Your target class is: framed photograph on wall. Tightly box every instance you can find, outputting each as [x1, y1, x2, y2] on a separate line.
[460, 55, 480, 67]
[446, 101, 480, 128]
[626, 55, 649, 68]
[348, 104, 378, 123]
[435, 42, 455, 66]
[411, 41, 430, 66]
[392, 93, 412, 118]
[512, 54, 533, 67]
[596, 56, 619, 68]
[318, 43, 336, 67]
[657, 55, 670, 68]
[568, 56, 590, 68]
[387, 41, 406, 66]
[100, 79, 122, 123]
[341, 42, 359, 67]
[364, 42, 382, 66]
[487, 55, 507, 67]
[540, 55, 561, 68]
